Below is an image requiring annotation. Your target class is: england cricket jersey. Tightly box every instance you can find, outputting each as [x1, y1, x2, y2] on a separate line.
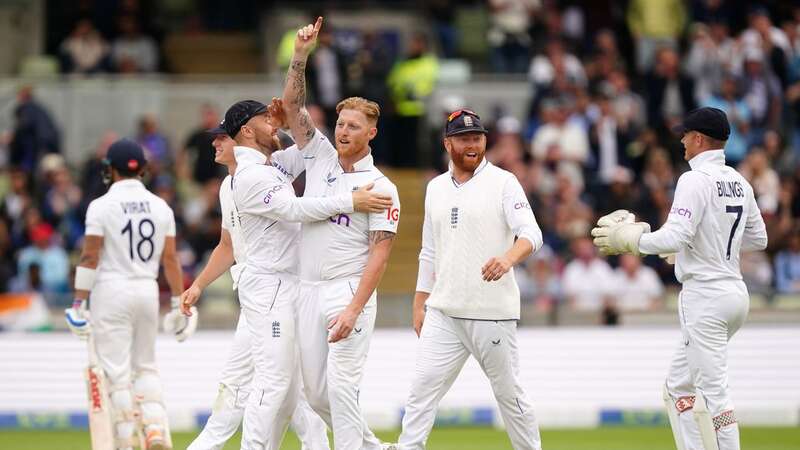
[219, 175, 247, 287]
[297, 130, 400, 282]
[232, 145, 355, 276]
[84, 179, 176, 283]
[639, 149, 768, 282]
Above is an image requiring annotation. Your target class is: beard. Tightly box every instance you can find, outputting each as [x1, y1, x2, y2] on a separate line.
[451, 149, 485, 172]
[255, 134, 280, 154]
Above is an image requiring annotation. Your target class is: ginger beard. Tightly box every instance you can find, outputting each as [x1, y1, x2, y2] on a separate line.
[244, 112, 281, 154]
[335, 108, 376, 158]
[445, 132, 487, 173]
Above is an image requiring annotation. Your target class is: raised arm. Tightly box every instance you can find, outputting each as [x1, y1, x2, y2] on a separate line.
[282, 16, 323, 149]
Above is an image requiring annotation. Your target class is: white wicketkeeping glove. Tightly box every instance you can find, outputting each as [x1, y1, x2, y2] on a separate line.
[596, 209, 636, 228]
[65, 299, 91, 340]
[591, 221, 651, 256]
[163, 296, 198, 342]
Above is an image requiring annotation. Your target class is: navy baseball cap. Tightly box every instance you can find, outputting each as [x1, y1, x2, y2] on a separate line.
[672, 107, 730, 141]
[105, 138, 146, 173]
[208, 100, 267, 137]
[445, 109, 488, 137]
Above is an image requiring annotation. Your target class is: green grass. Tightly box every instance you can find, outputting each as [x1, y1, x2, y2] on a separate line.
[0, 426, 798, 449]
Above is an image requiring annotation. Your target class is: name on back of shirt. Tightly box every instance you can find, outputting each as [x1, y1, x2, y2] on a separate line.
[716, 180, 743, 198]
[121, 201, 151, 214]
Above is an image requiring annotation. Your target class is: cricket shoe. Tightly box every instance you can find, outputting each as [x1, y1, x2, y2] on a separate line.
[381, 443, 399, 450]
[145, 427, 167, 450]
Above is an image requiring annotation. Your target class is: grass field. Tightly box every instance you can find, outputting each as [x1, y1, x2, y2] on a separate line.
[1, 426, 798, 450]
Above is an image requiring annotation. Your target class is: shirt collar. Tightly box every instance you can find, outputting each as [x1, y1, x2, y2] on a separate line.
[688, 149, 725, 170]
[234, 146, 267, 169]
[449, 158, 489, 187]
[351, 153, 374, 171]
[109, 179, 144, 191]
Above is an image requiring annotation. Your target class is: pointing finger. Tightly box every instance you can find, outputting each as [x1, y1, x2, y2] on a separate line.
[314, 16, 323, 34]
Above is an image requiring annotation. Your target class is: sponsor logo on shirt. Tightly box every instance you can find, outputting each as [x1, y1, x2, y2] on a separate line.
[670, 206, 692, 220]
[263, 185, 285, 205]
[387, 207, 400, 224]
[271, 162, 293, 178]
[513, 202, 530, 210]
[326, 172, 337, 185]
[330, 213, 351, 227]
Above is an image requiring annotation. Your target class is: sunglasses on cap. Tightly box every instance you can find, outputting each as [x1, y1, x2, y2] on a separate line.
[447, 109, 480, 123]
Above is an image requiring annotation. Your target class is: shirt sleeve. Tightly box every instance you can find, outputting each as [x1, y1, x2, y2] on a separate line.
[270, 145, 305, 182]
[368, 179, 401, 234]
[298, 129, 338, 171]
[501, 176, 543, 251]
[416, 183, 435, 293]
[84, 200, 105, 236]
[741, 187, 768, 252]
[165, 206, 176, 237]
[639, 171, 708, 255]
[237, 169, 353, 223]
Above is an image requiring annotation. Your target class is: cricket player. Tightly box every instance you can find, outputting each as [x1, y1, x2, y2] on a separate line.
[387, 109, 544, 450]
[215, 99, 392, 450]
[65, 138, 190, 450]
[181, 125, 329, 449]
[591, 107, 768, 450]
[282, 17, 401, 450]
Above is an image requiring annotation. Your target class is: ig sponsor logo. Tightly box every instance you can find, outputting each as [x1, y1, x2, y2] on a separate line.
[387, 207, 400, 224]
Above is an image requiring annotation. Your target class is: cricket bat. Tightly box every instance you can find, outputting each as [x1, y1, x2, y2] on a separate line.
[86, 334, 115, 450]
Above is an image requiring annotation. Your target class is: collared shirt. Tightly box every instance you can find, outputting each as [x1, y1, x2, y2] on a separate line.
[639, 149, 768, 283]
[219, 174, 247, 288]
[231, 145, 354, 276]
[85, 179, 176, 283]
[294, 130, 401, 281]
[416, 159, 543, 293]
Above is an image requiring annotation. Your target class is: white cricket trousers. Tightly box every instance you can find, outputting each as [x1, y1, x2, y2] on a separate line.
[398, 307, 542, 450]
[238, 272, 302, 450]
[297, 278, 382, 450]
[187, 309, 329, 450]
[665, 279, 749, 450]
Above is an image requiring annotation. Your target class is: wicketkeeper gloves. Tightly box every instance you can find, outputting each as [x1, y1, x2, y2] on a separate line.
[591, 209, 651, 256]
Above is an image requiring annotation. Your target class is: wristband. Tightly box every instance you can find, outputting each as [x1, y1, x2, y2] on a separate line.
[171, 296, 180, 309]
[74, 266, 97, 291]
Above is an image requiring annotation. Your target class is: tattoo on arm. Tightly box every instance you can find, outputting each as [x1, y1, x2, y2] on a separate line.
[298, 109, 315, 140]
[288, 60, 306, 106]
[369, 230, 396, 247]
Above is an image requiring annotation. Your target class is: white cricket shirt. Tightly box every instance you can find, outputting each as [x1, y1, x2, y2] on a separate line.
[296, 130, 401, 282]
[638, 149, 768, 283]
[231, 145, 354, 276]
[84, 179, 176, 283]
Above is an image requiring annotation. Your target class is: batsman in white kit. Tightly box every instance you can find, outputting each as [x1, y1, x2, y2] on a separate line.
[282, 17, 401, 450]
[591, 107, 768, 450]
[389, 109, 544, 450]
[180, 109, 329, 450]
[204, 99, 392, 450]
[65, 139, 194, 450]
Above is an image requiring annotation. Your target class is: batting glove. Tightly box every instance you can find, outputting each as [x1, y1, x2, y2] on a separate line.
[65, 299, 91, 340]
[163, 296, 198, 342]
[591, 221, 651, 256]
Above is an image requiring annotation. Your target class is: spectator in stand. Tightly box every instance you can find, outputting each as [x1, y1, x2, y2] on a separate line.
[740, 47, 782, 144]
[584, 29, 626, 88]
[137, 114, 170, 170]
[517, 245, 563, 313]
[0, 168, 33, 238]
[640, 147, 676, 225]
[41, 165, 83, 249]
[611, 254, 664, 312]
[179, 104, 224, 184]
[528, 38, 587, 92]
[740, 250, 774, 300]
[0, 216, 11, 291]
[740, 7, 790, 87]
[562, 236, 614, 312]
[774, 231, 800, 295]
[588, 90, 635, 185]
[80, 131, 118, 202]
[307, 25, 348, 130]
[605, 70, 646, 133]
[626, 0, 686, 73]
[487, 0, 540, 73]
[59, 18, 110, 74]
[741, 149, 780, 216]
[387, 32, 439, 167]
[531, 97, 589, 167]
[111, 14, 158, 73]
[183, 178, 222, 262]
[685, 23, 728, 103]
[16, 223, 69, 296]
[644, 47, 696, 139]
[594, 167, 641, 216]
[9, 86, 61, 172]
[486, 116, 528, 180]
[425, 0, 459, 58]
[762, 130, 793, 169]
[704, 74, 751, 165]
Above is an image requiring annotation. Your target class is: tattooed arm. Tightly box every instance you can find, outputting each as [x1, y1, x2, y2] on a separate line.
[282, 17, 323, 149]
[74, 235, 103, 300]
[327, 230, 396, 342]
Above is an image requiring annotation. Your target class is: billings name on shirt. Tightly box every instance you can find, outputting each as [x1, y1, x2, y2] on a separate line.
[716, 180, 743, 198]
[121, 201, 151, 214]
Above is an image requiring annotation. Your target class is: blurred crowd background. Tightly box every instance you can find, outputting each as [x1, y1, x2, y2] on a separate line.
[1, 0, 799, 331]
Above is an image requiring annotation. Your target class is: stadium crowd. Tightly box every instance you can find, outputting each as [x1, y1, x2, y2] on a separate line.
[1, 0, 800, 329]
